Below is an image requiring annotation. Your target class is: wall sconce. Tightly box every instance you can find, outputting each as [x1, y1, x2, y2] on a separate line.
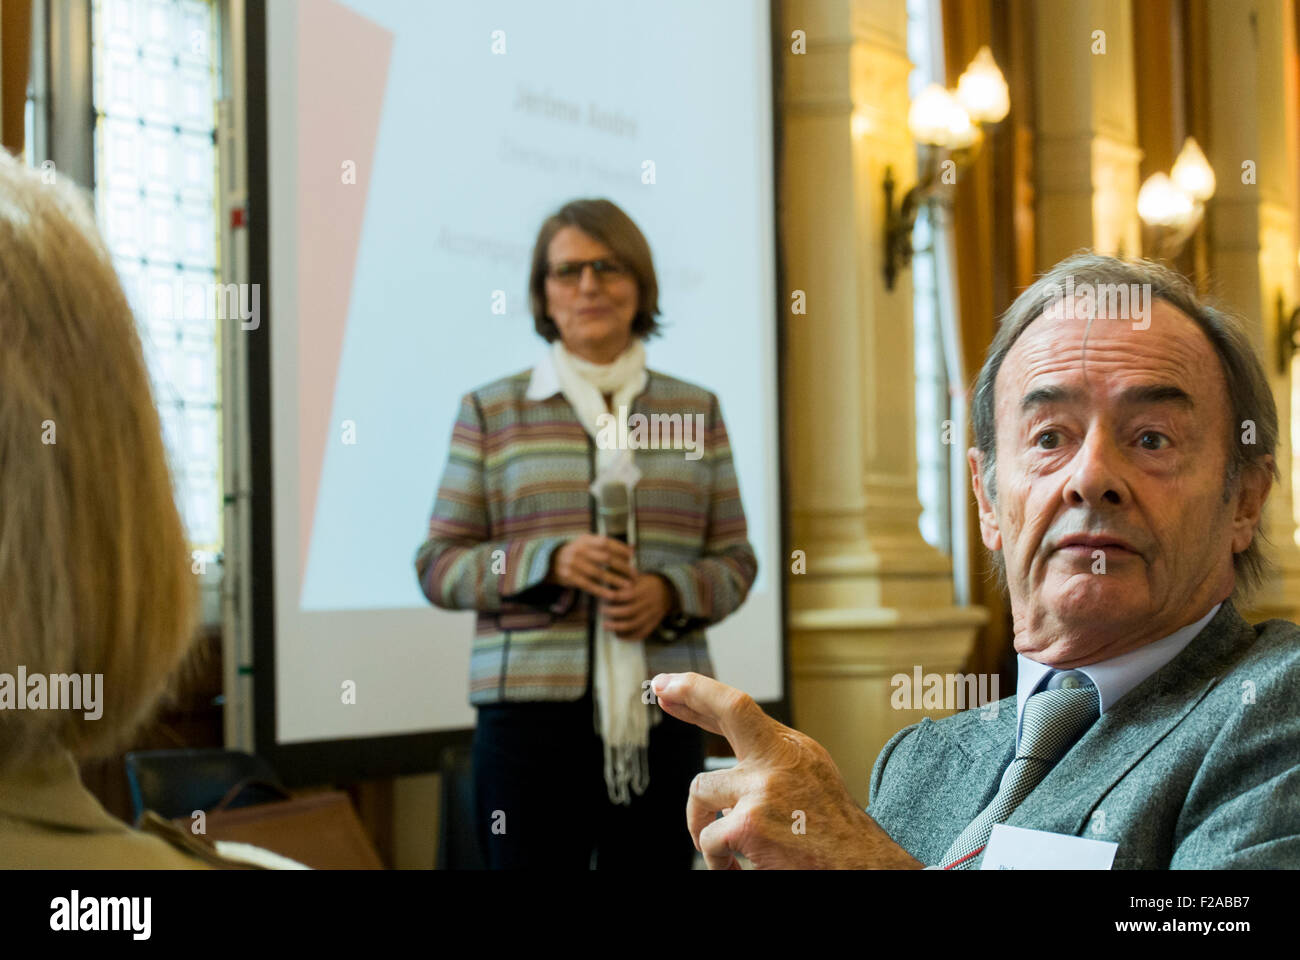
[883, 46, 1009, 290]
[1137, 137, 1215, 259]
[1274, 249, 1300, 374]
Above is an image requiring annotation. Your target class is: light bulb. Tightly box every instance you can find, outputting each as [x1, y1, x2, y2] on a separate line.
[956, 46, 1010, 124]
[945, 105, 978, 149]
[909, 84, 964, 147]
[908, 84, 978, 149]
[1171, 137, 1215, 203]
[1138, 173, 1195, 228]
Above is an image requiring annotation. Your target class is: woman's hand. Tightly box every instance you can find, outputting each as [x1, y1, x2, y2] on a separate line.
[548, 535, 635, 601]
[603, 573, 676, 642]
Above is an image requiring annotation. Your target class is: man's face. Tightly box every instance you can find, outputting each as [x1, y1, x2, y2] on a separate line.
[968, 299, 1270, 666]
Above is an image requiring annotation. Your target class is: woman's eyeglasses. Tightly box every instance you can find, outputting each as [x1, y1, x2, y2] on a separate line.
[546, 259, 630, 285]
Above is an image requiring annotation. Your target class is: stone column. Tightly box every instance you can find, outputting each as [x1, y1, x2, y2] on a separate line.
[1033, 0, 1143, 264]
[1204, 0, 1300, 622]
[780, 0, 986, 804]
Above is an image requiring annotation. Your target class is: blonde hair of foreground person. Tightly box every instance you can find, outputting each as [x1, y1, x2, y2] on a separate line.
[0, 149, 222, 868]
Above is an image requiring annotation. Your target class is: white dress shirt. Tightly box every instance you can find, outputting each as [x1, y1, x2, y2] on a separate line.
[1013, 602, 1222, 752]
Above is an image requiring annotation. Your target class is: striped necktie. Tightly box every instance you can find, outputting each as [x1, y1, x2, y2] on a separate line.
[938, 677, 1100, 870]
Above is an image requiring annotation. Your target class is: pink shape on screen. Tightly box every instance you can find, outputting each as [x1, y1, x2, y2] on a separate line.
[296, 0, 393, 592]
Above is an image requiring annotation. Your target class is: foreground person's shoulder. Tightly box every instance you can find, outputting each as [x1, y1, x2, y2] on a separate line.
[134, 811, 273, 869]
[0, 816, 256, 869]
[0, 750, 261, 869]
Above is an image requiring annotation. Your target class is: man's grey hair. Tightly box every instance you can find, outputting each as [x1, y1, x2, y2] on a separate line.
[970, 252, 1279, 600]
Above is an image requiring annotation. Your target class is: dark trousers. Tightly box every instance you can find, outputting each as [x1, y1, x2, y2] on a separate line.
[471, 687, 704, 869]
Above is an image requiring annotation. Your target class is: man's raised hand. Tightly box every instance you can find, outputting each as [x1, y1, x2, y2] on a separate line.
[649, 672, 923, 870]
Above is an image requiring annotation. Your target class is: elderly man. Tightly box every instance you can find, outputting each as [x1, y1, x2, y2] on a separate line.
[651, 253, 1300, 869]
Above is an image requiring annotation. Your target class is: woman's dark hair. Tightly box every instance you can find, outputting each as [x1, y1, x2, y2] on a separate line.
[528, 198, 662, 342]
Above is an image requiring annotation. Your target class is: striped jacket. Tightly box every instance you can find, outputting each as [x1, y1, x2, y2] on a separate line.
[414, 359, 758, 704]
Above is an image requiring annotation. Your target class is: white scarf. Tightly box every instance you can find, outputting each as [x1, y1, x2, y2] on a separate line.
[549, 338, 657, 805]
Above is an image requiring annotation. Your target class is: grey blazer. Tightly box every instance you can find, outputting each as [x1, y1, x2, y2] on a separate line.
[865, 601, 1300, 869]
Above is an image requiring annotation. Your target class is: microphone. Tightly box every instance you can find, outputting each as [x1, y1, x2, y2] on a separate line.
[597, 482, 631, 545]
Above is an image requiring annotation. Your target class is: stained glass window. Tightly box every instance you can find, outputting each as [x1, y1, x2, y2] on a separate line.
[907, 0, 951, 556]
[24, 92, 36, 168]
[91, 0, 222, 558]
[906, 0, 973, 604]
[23, 0, 42, 169]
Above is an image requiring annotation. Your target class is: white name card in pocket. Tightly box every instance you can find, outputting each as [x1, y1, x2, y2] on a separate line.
[980, 824, 1118, 870]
